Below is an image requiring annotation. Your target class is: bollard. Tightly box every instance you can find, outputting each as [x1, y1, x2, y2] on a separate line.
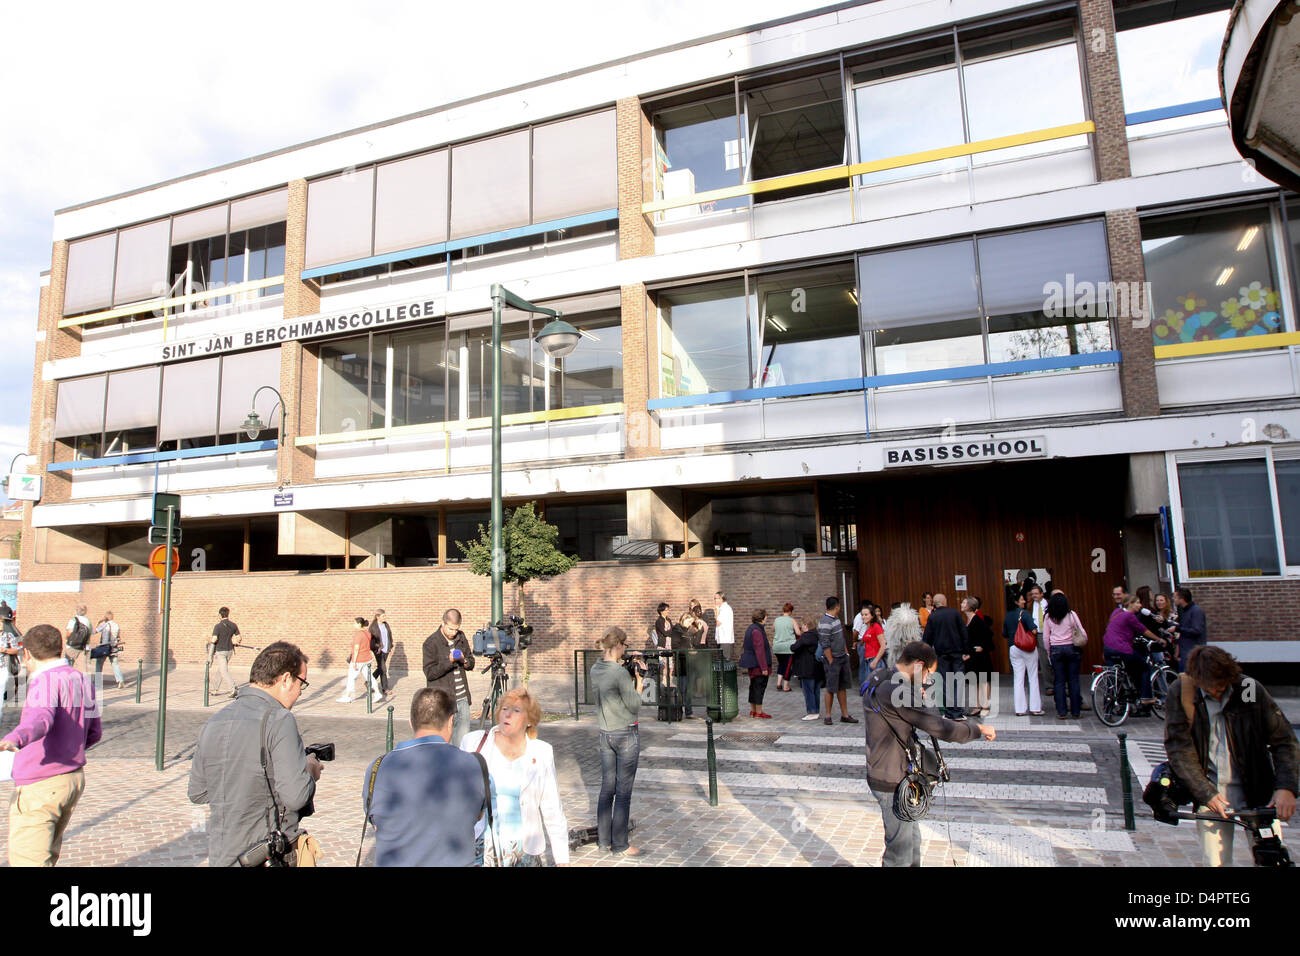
[203, 661, 210, 708]
[705, 717, 719, 807]
[366, 664, 373, 714]
[135, 659, 142, 704]
[1118, 732, 1136, 831]
[386, 705, 395, 753]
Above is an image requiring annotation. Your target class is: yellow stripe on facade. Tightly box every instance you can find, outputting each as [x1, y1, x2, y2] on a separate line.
[640, 121, 1096, 215]
[295, 402, 625, 447]
[1153, 331, 1300, 359]
[57, 276, 286, 329]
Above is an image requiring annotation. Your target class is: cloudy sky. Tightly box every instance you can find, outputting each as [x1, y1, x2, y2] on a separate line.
[0, 0, 815, 491]
[0, 2, 1228, 497]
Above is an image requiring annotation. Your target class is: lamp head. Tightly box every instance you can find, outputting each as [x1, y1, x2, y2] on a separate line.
[535, 318, 581, 359]
[241, 411, 264, 441]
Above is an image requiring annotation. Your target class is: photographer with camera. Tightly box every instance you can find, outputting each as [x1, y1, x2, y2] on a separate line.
[1163, 645, 1298, 866]
[589, 626, 644, 857]
[422, 608, 476, 746]
[189, 642, 324, 867]
[863, 641, 995, 867]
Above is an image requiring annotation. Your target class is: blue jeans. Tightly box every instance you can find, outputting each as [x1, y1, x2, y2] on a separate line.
[800, 675, 823, 714]
[1049, 645, 1081, 716]
[451, 697, 472, 747]
[597, 727, 639, 853]
[871, 787, 921, 866]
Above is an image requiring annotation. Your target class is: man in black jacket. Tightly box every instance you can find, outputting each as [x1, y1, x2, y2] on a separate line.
[422, 609, 476, 746]
[864, 641, 995, 866]
[921, 594, 971, 720]
[369, 610, 394, 697]
[1164, 645, 1297, 866]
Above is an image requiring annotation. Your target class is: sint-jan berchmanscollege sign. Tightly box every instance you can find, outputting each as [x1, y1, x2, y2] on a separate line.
[884, 435, 1047, 467]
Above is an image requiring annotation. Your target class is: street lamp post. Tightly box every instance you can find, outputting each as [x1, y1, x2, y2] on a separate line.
[240, 386, 287, 444]
[487, 284, 580, 627]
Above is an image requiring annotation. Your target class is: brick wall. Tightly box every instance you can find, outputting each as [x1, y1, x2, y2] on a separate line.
[1187, 581, 1300, 643]
[1107, 208, 1160, 418]
[283, 178, 320, 484]
[616, 97, 653, 260]
[1079, 0, 1131, 182]
[620, 284, 659, 457]
[13, 555, 848, 677]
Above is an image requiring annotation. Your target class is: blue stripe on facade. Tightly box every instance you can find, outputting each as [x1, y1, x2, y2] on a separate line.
[647, 352, 1121, 410]
[300, 208, 619, 280]
[1124, 99, 1222, 126]
[47, 440, 278, 472]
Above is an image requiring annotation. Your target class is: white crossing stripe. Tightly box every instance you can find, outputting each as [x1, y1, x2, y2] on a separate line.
[767, 735, 1092, 754]
[642, 745, 1096, 774]
[920, 821, 1136, 865]
[637, 768, 1107, 803]
[1125, 739, 1167, 782]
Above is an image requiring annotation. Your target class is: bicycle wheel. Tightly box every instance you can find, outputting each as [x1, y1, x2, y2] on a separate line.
[1149, 667, 1172, 721]
[1093, 669, 1129, 727]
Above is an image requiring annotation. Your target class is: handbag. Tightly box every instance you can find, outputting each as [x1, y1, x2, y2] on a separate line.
[1070, 612, 1088, 649]
[90, 643, 113, 660]
[1013, 618, 1037, 653]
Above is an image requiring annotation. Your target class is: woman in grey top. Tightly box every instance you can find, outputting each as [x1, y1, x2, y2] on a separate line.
[589, 627, 644, 856]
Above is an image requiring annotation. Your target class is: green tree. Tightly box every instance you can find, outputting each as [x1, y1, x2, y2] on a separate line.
[456, 502, 578, 684]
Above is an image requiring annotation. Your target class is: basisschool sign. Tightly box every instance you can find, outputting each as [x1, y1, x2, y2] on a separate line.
[884, 435, 1047, 467]
[158, 298, 442, 361]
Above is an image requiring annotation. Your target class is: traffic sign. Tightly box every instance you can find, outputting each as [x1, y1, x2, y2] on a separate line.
[148, 546, 180, 580]
[148, 525, 182, 546]
[152, 492, 181, 527]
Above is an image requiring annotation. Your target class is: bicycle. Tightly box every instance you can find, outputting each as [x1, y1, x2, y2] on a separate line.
[476, 652, 510, 732]
[1090, 636, 1175, 726]
[1164, 807, 1293, 867]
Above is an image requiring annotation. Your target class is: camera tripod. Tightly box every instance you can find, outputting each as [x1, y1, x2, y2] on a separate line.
[476, 653, 511, 732]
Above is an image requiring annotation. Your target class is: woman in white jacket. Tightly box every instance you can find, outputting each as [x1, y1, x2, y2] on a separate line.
[461, 687, 569, 866]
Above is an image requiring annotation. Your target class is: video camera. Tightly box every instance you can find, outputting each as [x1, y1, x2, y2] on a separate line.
[305, 742, 335, 762]
[473, 615, 534, 656]
[623, 649, 669, 681]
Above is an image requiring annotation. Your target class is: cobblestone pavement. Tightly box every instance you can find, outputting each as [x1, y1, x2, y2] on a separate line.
[1, 663, 1293, 866]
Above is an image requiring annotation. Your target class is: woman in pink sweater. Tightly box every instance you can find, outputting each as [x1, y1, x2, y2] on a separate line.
[1042, 592, 1086, 720]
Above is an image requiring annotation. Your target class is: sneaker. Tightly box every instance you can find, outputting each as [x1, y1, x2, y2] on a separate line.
[839, 715, 859, 724]
[801, 713, 820, 721]
[823, 717, 833, 726]
[1057, 714, 1069, 720]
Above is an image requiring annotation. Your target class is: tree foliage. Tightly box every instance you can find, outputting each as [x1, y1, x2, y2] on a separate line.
[455, 502, 579, 585]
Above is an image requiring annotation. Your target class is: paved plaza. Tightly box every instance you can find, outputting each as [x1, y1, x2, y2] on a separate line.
[1, 663, 1294, 866]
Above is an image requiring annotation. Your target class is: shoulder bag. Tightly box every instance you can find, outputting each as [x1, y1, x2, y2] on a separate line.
[1013, 616, 1037, 653]
[474, 731, 506, 866]
[1070, 612, 1088, 649]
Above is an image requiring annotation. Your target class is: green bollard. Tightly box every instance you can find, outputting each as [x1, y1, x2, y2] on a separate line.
[203, 661, 210, 708]
[135, 659, 142, 704]
[1119, 732, 1136, 831]
[706, 717, 719, 807]
[366, 664, 373, 714]
[386, 705, 395, 753]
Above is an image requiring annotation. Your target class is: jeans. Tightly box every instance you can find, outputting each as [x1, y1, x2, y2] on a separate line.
[374, 651, 390, 693]
[597, 727, 640, 853]
[94, 653, 125, 686]
[800, 676, 823, 714]
[1049, 645, 1081, 716]
[452, 697, 471, 747]
[936, 653, 965, 718]
[871, 786, 921, 866]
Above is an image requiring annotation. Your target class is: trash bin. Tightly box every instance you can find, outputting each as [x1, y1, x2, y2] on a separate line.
[707, 652, 739, 723]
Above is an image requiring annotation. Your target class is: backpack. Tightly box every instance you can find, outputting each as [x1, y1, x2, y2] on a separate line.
[68, 617, 91, 650]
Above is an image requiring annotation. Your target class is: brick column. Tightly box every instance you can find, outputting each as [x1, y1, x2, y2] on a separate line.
[1079, 0, 1132, 182]
[622, 284, 660, 457]
[280, 178, 320, 484]
[35, 242, 82, 506]
[616, 96, 654, 260]
[1107, 209, 1160, 418]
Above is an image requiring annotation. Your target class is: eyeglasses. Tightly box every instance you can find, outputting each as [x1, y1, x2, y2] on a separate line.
[292, 674, 309, 690]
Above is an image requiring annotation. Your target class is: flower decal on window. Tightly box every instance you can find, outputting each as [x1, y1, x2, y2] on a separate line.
[1153, 282, 1281, 344]
[1176, 292, 1207, 313]
[1238, 281, 1270, 312]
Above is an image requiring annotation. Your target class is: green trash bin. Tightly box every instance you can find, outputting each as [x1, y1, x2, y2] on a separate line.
[707, 651, 739, 723]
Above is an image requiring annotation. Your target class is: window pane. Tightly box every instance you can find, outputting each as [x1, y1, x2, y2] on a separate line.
[183, 522, 245, 572]
[980, 222, 1113, 362]
[375, 150, 449, 254]
[229, 188, 287, 231]
[464, 321, 535, 418]
[357, 512, 442, 567]
[962, 42, 1088, 162]
[1142, 206, 1283, 346]
[63, 233, 117, 314]
[1179, 460, 1280, 576]
[112, 219, 170, 305]
[855, 64, 966, 184]
[54, 376, 107, 438]
[658, 279, 751, 395]
[262, 222, 286, 296]
[305, 168, 375, 268]
[557, 311, 623, 407]
[159, 358, 219, 444]
[104, 367, 160, 432]
[532, 111, 618, 222]
[754, 263, 861, 386]
[687, 489, 817, 555]
[370, 335, 389, 430]
[1277, 460, 1300, 566]
[225, 229, 246, 288]
[450, 131, 530, 239]
[1117, 11, 1229, 134]
[219, 348, 282, 438]
[171, 204, 228, 244]
[320, 336, 371, 434]
[745, 73, 845, 200]
[446, 510, 490, 563]
[654, 97, 746, 215]
[246, 226, 267, 283]
[546, 501, 627, 561]
[392, 327, 450, 426]
[861, 239, 984, 374]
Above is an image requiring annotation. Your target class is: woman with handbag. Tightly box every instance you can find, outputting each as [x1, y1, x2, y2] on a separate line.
[739, 609, 773, 719]
[961, 598, 995, 717]
[1002, 594, 1042, 716]
[771, 603, 800, 692]
[338, 617, 381, 704]
[461, 687, 570, 866]
[791, 617, 825, 720]
[92, 611, 125, 689]
[1042, 592, 1086, 719]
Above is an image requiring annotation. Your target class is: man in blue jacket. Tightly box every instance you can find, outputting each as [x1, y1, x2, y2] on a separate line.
[1172, 588, 1207, 673]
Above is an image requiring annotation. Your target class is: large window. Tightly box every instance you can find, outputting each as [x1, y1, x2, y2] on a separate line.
[657, 279, 752, 395]
[1116, 4, 1231, 135]
[1178, 459, 1281, 577]
[686, 488, 817, 556]
[1142, 205, 1287, 347]
[753, 263, 861, 386]
[552, 310, 623, 408]
[546, 500, 627, 561]
[861, 221, 1112, 375]
[653, 95, 746, 217]
[446, 510, 491, 563]
[743, 69, 846, 202]
[320, 336, 373, 435]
